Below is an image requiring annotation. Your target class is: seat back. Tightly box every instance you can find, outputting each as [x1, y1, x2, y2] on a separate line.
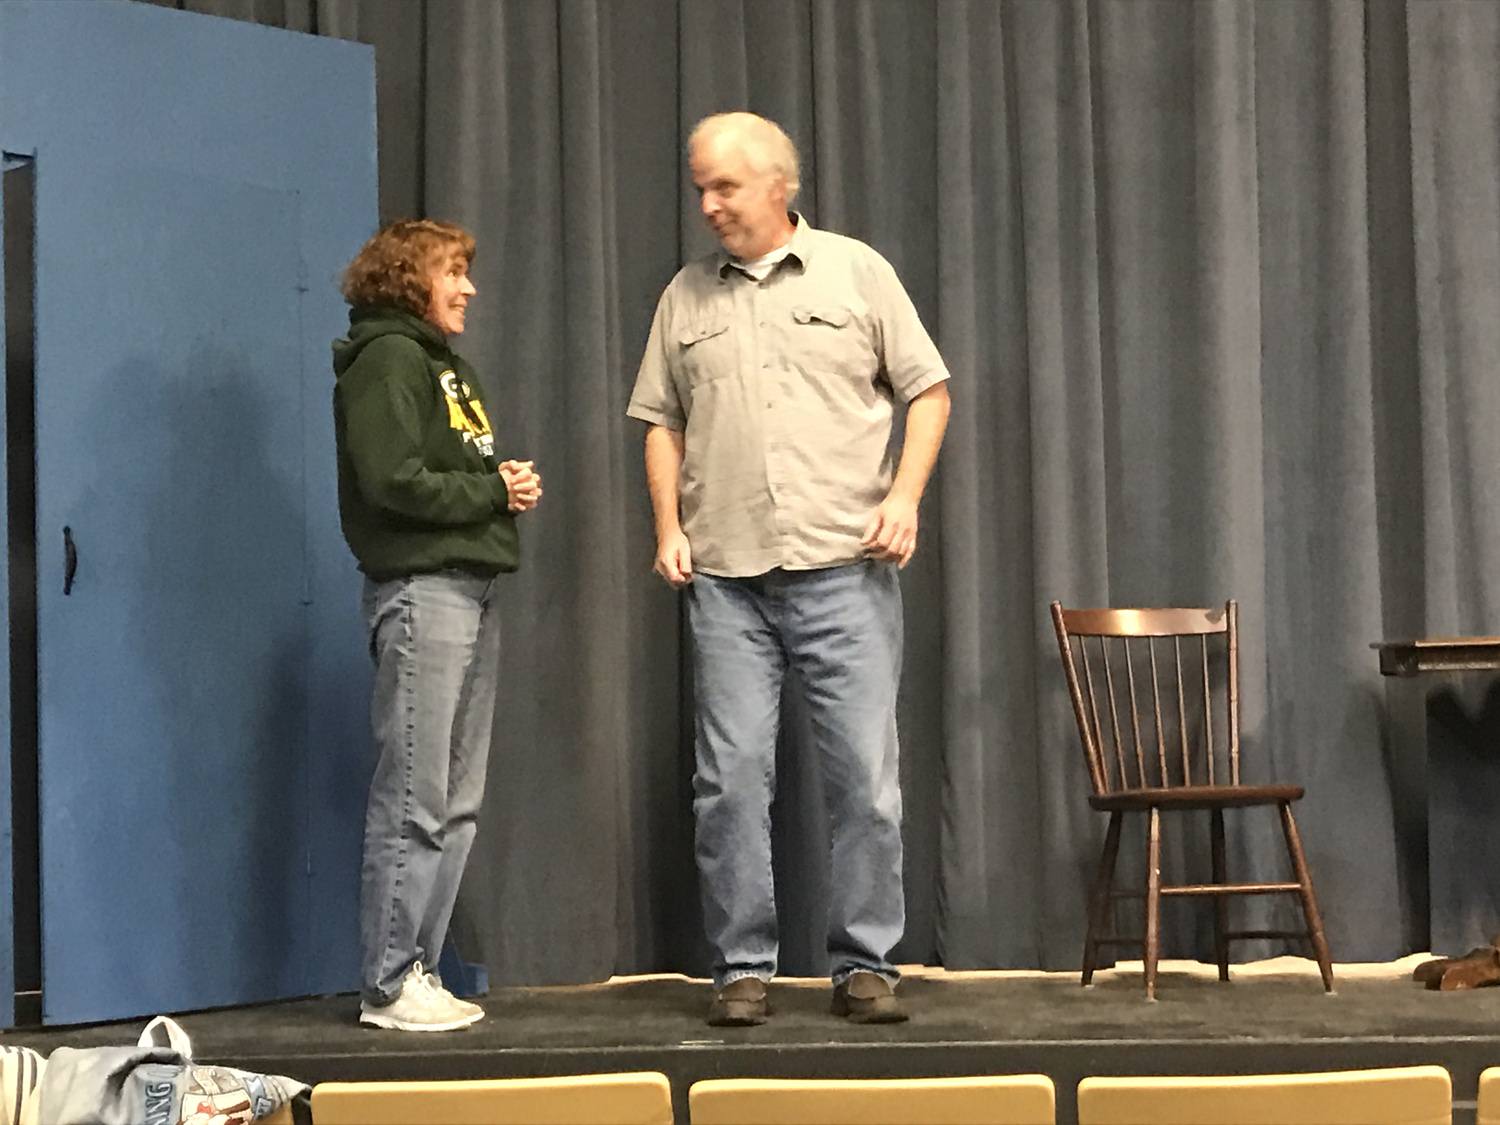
[1051, 601, 1240, 796]
[1477, 1066, 1500, 1125]
[688, 1075, 1056, 1125]
[1075, 1067, 1451, 1125]
[310, 1072, 674, 1125]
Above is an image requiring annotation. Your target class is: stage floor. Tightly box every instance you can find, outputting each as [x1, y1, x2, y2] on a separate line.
[5, 956, 1499, 1124]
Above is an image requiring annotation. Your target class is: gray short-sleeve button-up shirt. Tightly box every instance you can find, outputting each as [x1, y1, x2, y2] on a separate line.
[627, 215, 950, 578]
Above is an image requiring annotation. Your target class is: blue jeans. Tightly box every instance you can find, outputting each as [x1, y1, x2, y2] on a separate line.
[359, 570, 499, 1005]
[686, 561, 905, 990]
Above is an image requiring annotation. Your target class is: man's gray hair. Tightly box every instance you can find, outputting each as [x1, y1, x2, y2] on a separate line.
[689, 111, 801, 204]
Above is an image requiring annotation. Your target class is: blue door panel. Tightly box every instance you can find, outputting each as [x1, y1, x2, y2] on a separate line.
[0, 0, 375, 1024]
[36, 158, 308, 1023]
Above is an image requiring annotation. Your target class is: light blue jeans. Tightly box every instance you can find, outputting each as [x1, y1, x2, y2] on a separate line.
[359, 570, 500, 1005]
[686, 561, 905, 990]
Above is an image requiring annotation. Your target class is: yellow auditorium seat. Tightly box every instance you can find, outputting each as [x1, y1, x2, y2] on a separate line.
[310, 1071, 673, 1125]
[1476, 1066, 1500, 1125]
[688, 1075, 1056, 1125]
[1075, 1066, 1451, 1125]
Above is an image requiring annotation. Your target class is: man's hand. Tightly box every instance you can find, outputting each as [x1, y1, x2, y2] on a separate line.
[861, 493, 919, 568]
[654, 528, 694, 587]
[862, 382, 949, 568]
[499, 460, 543, 513]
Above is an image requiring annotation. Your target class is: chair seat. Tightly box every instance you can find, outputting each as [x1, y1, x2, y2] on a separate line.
[1089, 784, 1304, 812]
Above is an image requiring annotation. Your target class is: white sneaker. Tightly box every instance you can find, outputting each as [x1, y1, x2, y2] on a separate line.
[359, 962, 481, 1032]
[425, 970, 485, 1022]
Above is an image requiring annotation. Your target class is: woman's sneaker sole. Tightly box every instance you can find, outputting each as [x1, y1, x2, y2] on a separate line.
[358, 1005, 481, 1032]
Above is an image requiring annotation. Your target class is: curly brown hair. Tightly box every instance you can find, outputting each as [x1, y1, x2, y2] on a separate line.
[339, 219, 477, 316]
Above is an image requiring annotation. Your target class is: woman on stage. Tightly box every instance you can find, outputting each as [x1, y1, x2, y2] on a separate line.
[332, 219, 540, 1031]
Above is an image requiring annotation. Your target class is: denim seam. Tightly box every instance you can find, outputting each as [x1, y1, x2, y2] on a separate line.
[376, 580, 418, 1001]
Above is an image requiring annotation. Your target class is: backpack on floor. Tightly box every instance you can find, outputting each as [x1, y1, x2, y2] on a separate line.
[24, 1015, 306, 1125]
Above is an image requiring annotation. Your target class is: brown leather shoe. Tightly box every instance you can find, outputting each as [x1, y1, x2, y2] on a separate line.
[707, 977, 769, 1026]
[1412, 945, 1500, 990]
[1438, 947, 1500, 991]
[831, 971, 908, 1023]
[1414, 947, 1493, 985]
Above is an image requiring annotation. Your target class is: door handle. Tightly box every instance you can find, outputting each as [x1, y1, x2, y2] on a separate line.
[63, 526, 77, 595]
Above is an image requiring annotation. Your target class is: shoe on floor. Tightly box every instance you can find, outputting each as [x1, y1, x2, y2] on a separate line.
[359, 961, 481, 1032]
[424, 970, 485, 1021]
[707, 976, 769, 1027]
[831, 970, 908, 1023]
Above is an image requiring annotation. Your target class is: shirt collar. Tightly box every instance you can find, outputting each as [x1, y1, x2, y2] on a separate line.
[716, 211, 814, 279]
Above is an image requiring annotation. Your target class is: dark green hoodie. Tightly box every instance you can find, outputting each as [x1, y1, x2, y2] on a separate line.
[333, 306, 519, 581]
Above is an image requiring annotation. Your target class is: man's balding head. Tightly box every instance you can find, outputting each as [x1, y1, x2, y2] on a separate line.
[689, 112, 801, 204]
[688, 112, 800, 259]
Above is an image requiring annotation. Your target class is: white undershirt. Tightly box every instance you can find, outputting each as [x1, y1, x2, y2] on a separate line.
[734, 241, 794, 282]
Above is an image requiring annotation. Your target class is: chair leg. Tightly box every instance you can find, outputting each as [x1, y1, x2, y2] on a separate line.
[1279, 802, 1334, 992]
[1144, 806, 1162, 1001]
[1210, 808, 1230, 982]
[1082, 811, 1124, 987]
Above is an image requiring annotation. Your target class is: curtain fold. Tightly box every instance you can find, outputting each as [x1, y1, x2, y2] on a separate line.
[1407, 0, 1500, 635]
[145, 0, 1500, 980]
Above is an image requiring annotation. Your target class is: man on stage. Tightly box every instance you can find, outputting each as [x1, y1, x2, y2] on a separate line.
[627, 111, 951, 1026]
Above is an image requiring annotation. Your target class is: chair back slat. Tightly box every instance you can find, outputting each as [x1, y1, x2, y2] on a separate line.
[1174, 638, 1191, 784]
[1100, 639, 1130, 788]
[1078, 640, 1108, 791]
[1122, 639, 1147, 786]
[1201, 636, 1215, 785]
[1148, 639, 1169, 785]
[1052, 601, 1239, 796]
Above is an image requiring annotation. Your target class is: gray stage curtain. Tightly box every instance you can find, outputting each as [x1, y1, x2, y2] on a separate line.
[142, 0, 1500, 980]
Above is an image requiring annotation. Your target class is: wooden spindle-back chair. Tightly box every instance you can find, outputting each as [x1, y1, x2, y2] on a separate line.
[1049, 600, 1333, 999]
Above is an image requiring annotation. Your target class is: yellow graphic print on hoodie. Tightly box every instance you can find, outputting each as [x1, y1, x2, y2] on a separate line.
[438, 369, 495, 461]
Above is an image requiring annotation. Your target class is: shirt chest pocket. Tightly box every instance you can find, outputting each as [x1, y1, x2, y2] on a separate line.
[677, 319, 733, 386]
[789, 304, 871, 377]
